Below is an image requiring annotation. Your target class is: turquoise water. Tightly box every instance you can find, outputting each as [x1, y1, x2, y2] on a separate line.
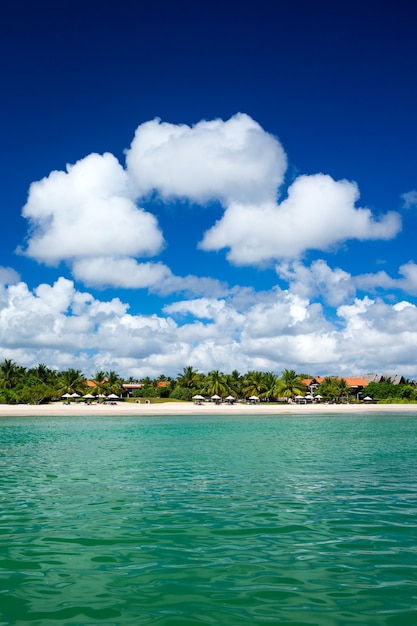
[0, 414, 417, 626]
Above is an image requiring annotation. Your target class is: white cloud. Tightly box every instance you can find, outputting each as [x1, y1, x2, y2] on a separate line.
[401, 190, 417, 209]
[0, 266, 20, 285]
[200, 174, 401, 264]
[354, 270, 395, 292]
[1, 276, 417, 378]
[21, 152, 164, 266]
[19, 115, 402, 297]
[72, 257, 172, 289]
[276, 259, 355, 306]
[152, 274, 230, 298]
[354, 262, 417, 296]
[396, 262, 417, 294]
[125, 113, 287, 205]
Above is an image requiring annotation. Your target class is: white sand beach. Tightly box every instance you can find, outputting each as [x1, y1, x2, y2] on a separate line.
[0, 401, 416, 417]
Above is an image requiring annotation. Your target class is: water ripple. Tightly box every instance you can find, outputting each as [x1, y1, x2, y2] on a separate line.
[1, 414, 417, 625]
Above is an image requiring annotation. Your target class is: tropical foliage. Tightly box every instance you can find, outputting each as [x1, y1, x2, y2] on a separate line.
[317, 377, 350, 402]
[0, 358, 416, 404]
[274, 369, 306, 399]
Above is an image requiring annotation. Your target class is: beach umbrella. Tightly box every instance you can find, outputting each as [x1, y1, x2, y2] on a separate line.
[61, 393, 71, 399]
[107, 393, 119, 399]
[305, 394, 313, 400]
[71, 393, 80, 398]
[211, 394, 221, 400]
[225, 395, 235, 401]
[192, 394, 205, 400]
[249, 395, 259, 401]
[83, 394, 95, 399]
[364, 396, 372, 401]
[316, 394, 323, 399]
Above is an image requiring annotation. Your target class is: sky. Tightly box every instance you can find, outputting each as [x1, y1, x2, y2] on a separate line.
[1, 0, 417, 380]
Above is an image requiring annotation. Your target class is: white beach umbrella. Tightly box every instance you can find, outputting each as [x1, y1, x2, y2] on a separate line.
[211, 394, 221, 400]
[62, 393, 71, 399]
[71, 393, 80, 398]
[249, 395, 259, 401]
[192, 394, 205, 400]
[225, 395, 235, 401]
[107, 394, 119, 399]
[83, 394, 95, 399]
[363, 396, 373, 401]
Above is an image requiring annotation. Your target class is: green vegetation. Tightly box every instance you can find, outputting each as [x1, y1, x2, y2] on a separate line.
[0, 358, 416, 405]
[318, 377, 351, 402]
[365, 381, 417, 402]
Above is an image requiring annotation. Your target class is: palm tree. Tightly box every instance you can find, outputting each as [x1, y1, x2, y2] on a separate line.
[274, 369, 306, 400]
[176, 366, 203, 391]
[106, 370, 124, 396]
[261, 371, 279, 400]
[30, 363, 57, 385]
[222, 373, 240, 398]
[90, 371, 109, 398]
[242, 370, 267, 399]
[0, 359, 25, 389]
[56, 369, 86, 398]
[203, 370, 229, 398]
[336, 378, 350, 403]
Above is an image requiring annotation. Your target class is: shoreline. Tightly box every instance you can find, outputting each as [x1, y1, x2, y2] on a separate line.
[0, 401, 416, 417]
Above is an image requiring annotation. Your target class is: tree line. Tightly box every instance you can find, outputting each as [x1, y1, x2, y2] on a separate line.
[0, 359, 415, 404]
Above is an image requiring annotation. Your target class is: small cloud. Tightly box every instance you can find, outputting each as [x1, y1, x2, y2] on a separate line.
[72, 257, 172, 289]
[401, 190, 417, 209]
[0, 266, 20, 285]
[276, 259, 355, 307]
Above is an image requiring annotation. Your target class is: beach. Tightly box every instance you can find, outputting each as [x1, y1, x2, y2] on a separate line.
[0, 400, 416, 417]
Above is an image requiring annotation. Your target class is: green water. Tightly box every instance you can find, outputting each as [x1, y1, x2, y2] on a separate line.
[0, 414, 416, 625]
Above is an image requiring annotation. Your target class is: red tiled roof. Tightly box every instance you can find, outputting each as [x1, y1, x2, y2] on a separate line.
[302, 377, 325, 386]
[303, 376, 369, 388]
[344, 377, 369, 387]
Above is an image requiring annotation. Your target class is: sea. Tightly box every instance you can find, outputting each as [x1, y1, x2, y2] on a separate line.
[0, 413, 416, 625]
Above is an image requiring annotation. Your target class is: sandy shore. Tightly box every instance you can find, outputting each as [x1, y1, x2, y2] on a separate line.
[0, 401, 416, 417]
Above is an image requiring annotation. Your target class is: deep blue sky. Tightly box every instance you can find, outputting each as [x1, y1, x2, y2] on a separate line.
[1, 0, 417, 378]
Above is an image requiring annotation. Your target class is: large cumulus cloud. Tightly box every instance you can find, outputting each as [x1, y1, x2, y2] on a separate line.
[22, 152, 164, 265]
[1, 275, 417, 378]
[125, 113, 287, 205]
[200, 174, 401, 264]
[20, 114, 401, 292]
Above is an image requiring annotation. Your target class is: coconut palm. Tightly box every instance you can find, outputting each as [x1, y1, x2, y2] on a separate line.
[261, 371, 279, 400]
[222, 373, 241, 398]
[274, 369, 306, 400]
[0, 359, 25, 389]
[90, 371, 109, 398]
[105, 370, 124, 395]
[242, 370, 267, 399]
[176, 366, 203, 391]
[336, 378, 350, 402]
[29, 363, 57, 385]
[56, 369, 86, 397]
[203, 370, 229, 398]
[318, 376, 340, 401]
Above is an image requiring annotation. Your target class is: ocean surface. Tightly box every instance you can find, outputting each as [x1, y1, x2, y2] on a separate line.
[0, 413, 416, 625]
